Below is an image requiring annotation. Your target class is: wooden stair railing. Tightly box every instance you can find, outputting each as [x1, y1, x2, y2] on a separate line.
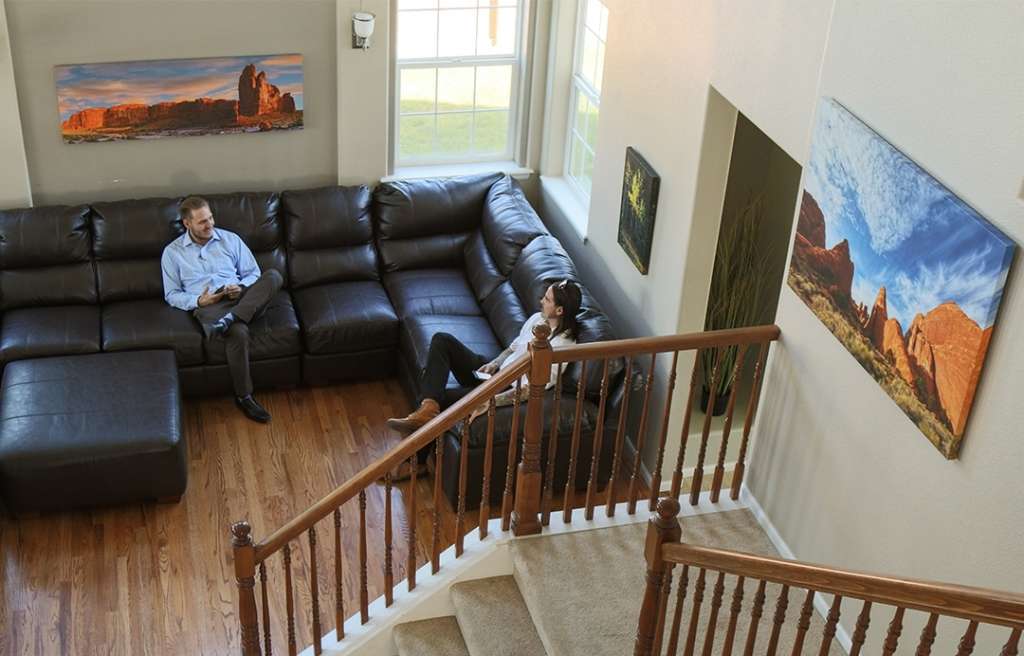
[635, 498, 1024, 656]
[230, 324, 781, 655]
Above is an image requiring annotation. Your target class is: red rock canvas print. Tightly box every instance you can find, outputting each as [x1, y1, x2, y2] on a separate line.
[56, 54, 303, 143]
[788, 98, 1015, 459]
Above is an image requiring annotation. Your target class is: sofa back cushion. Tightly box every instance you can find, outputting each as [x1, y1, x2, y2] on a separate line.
[92, 197, 183, 303]
[373, 173, 501, 271]
[281, 185, 379, 289]
[480, 176, 548, 275]
[193, 191, 288, 285]
[508, 235, 578, 310]
[0, 205, 97, 310]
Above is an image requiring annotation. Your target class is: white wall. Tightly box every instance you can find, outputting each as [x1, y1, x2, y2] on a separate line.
[0, 0, 30, 207]
[747, 1, 1024, 652]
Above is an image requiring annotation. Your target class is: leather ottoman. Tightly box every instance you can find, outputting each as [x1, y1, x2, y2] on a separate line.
[0, 350, 186, 515]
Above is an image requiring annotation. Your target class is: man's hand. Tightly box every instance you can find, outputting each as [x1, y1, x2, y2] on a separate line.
[478, 360, 499, 375]
[223, 284, 243, 300]
[197, 285, 226, 308]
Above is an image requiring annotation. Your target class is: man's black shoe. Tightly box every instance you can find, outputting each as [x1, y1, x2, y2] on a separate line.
[209, 312, 236, 338]
[235, 395, 271, 423]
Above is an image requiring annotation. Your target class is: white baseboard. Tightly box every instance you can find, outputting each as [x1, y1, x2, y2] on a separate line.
[740, 484, 853, 654]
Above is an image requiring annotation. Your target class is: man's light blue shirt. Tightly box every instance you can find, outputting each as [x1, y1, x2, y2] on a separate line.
[161, 229, 260, 311]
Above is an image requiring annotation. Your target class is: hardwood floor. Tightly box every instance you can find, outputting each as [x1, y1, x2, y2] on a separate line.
[0, 379, 652, 656]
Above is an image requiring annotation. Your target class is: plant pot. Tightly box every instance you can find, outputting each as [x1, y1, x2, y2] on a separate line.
[700, 385, 731, 417]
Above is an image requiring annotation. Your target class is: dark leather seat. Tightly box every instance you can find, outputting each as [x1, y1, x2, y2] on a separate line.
[0, 350, 185, 515]
[101, 299, 205, 366]
[0, 205, 101, 364]
[282, 185, 398, 384]
[384, 269, 482, 318]
[203, 290, 302, 363]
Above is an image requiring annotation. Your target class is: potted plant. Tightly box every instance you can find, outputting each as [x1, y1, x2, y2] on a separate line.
[701, 194, 773, 415]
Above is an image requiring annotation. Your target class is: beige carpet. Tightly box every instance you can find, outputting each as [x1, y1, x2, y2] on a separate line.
[511, 509, 845, 656]
[393, 616, 469, 656]
[451, 576, 547, 656]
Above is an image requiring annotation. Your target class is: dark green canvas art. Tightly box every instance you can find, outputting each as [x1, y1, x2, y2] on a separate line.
[617, 147, 661, 274]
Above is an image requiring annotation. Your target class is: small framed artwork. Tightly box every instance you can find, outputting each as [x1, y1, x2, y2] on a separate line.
[618, 147, 661, 274]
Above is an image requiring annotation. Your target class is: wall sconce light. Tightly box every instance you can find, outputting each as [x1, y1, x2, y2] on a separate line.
[352, 12, 375, 50]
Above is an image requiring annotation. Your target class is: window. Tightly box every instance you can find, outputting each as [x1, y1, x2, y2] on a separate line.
[394, 0, 524, 167]
[565, 0, 608, 198]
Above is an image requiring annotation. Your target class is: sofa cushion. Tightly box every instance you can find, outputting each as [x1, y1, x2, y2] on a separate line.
[400, 315, 503, 376]
[92, 197, 182, 302]
[508, 235, 578, 312]
[481, 281, 529, 347]
[101, 299, 205, 366]
[480, 176, 548, 274]
[373, 173, 501, 271]
[203, 290, 301, 363]
[0, 262, 98, 310]
[384, 269, 482, 318]
[198, 191, 289, 285]
[96, 259, 164, 304]
[282, 185, 379, 288]
[292, 281, 399, 354]
[463, 230, 504, 302]
[0, 305, 101, 363]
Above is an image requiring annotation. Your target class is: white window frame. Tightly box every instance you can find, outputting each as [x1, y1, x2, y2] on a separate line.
[392, 1, 528, 169]
[563, 0, 606, 201]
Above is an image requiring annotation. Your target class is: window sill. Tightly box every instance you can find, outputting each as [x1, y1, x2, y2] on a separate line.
[540, 175, 589, 243]
[383, 161, 534, 183]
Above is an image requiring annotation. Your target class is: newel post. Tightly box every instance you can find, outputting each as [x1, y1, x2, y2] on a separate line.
[232, 521, 262, 656]
[633, 498, 681, 656]
[511, 322, 552, 536]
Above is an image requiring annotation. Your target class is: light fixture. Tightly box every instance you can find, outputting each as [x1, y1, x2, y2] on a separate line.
[352, 11, 375, 50]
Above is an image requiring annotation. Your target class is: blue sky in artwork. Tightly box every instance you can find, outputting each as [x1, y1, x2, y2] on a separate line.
[803, 98, 1014, 329]
[55, 54, 303, 119]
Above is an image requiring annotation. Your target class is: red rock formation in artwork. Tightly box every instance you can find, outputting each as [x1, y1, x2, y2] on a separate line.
[882, 318, 915, 387]
[906, 313, 938, 400]
[864, 287, 888, 350]
[62, 107, 107, 130]
[62, 98, 239, 131]
[792, 234, 855, 306]
[796, 191, 827, 248]
[238, 64, 294, 116]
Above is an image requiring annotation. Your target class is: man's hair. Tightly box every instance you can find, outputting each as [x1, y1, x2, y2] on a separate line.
[179, 196, 210, 223]
[551, 279, 583, 341]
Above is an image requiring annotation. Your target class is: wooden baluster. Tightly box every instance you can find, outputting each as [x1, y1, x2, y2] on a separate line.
[711, 344, 748, 502]
[605, 357, 633, 516]
[308, 527, 322, 655]
[790, 588, 814, 655]
[914, 612, 938, 656]
[651, 564, 675, 656]
[742, 580, 768, 656]
[848, 600, 872, 656]
[721, 575, 745, 656]
[765, 584, 790, 656]
[231, 521, 261, 656]
[690, 347, 723, 505]
[478, 398, 497, 539]
[585, 359, 612, 520]
[1002, 628, 1022, 656]
[665, 564, 690, 656]
[817, 595, 842, 656]
[406, 455, 417, 592]
[955, 620, 979, 656]
[542, 364, 565, 525]
[283, 543, 297, 656]
[700, 571, 727, 656]
[681, 568, 707, 656]
[512, 323, 552, 536]
[649, 351, 680, 510]
[384, 473, 394, 606]
[455, 419, 470, 556]
[258, 562, 272, 656]
[670, 349, 702, 500]
[358, 490, 369, 624]
[881, 607, 905, 656]
[731, 342, 769, 500]
[563, 361, 588, 523]
[628, 353, 656, 514]
[632, 498, 681, 656]
[333, 508, 345, 641]
[501, 378, 523, 531]
[431, 435, 444, 573]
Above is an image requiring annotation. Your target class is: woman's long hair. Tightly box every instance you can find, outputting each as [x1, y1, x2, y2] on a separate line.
[551, 280, 583, 341]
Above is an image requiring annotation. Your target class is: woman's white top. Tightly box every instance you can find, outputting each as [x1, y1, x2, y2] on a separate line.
[498, 312, 576, 390]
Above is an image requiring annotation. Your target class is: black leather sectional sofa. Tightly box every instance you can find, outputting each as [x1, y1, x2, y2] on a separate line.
[0, 173, 635, 510]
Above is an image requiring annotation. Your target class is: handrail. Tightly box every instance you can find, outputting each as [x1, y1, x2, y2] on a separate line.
[254, 355, 531, 561]
[662, 541, 1024, 628]
[549, 324, 780, 363]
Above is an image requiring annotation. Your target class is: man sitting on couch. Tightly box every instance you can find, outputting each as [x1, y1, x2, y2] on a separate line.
[388, 280, 583, 441]
[161, 196, 283, 423]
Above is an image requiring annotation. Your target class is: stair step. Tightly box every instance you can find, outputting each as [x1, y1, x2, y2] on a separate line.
[393, 616, 469, 656]
[451, 576, 547, 656]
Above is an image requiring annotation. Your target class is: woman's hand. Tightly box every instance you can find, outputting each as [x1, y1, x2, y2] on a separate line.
[477, 360, 499, 375]
[468, 401, 490, 424]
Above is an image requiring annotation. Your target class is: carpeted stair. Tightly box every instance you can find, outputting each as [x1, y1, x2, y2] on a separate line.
[392, 509, 843, 656]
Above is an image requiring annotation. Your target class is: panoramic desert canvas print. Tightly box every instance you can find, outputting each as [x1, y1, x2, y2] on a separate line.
[788, 98, 1014, 459]
[57, 54, 303, 143]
